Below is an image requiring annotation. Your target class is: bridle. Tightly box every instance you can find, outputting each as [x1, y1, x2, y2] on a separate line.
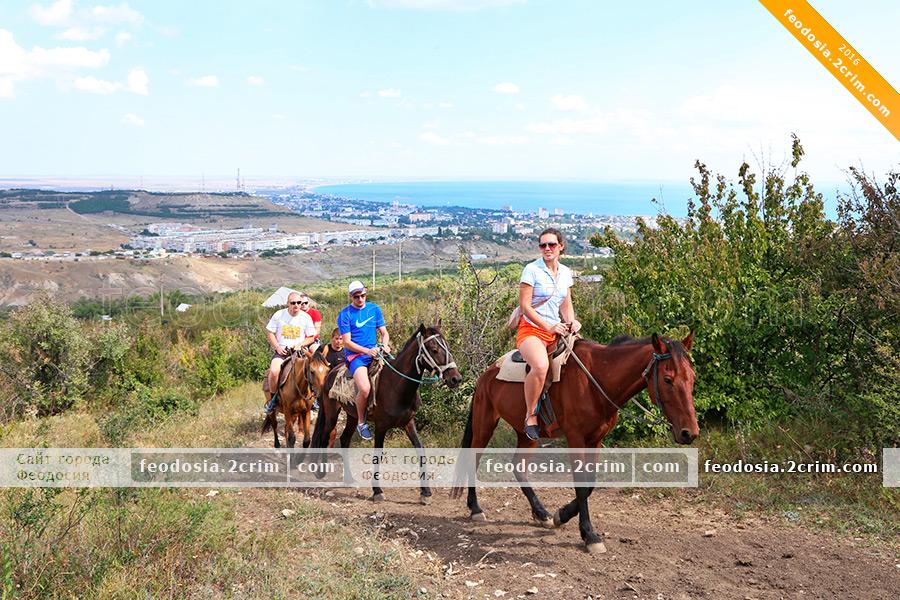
[641, 350, 673, 425]
[415, 332, 458, 378]
[564, 335, 672, 427]
[380, 331, 458, 385]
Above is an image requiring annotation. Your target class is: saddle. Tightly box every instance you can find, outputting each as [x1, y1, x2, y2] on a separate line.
[495, 335, 574, 384]
[328, 358, 384, 412]
[262, 353, 297, 394]
[495, 335, 577, 436]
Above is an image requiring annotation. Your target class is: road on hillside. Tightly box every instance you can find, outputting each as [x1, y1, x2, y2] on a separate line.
[247, 416, 899, 600]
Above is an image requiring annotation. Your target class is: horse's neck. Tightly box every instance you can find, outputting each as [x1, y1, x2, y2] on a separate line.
[385, 339, 422, 396]
[582, 342, 651, 407]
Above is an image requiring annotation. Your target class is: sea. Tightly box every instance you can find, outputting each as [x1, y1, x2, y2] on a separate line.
[315, 180, 843, 218]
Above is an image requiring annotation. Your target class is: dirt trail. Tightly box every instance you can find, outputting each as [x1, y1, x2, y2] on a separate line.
[247, 421, 899, 600]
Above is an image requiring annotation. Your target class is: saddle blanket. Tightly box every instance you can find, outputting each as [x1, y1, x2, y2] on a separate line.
[329, 362, 381, 411]
[494, 335, 575, 384]
[262, 354, 297, 394]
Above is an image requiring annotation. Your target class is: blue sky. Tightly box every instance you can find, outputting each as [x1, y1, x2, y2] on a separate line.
[0, 0, 897, 186]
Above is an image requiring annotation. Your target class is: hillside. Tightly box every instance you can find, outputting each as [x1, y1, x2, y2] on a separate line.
[0, 238, 533, 306]
[0, 188, 359, 253]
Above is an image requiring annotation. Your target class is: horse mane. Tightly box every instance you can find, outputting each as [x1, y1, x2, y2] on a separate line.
[605, 334, 690, 360]
[309, 351, 329, 367]
[397, 325, 439, 355]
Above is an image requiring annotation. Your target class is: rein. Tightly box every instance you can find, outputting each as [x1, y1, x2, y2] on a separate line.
[380, 332, 457, 386]
[563, 336, 670, 428]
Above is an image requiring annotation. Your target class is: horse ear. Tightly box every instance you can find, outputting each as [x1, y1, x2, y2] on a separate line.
[418, 323, 426, 333]
[682, 329, 694, 352]
[651, 333, 666, 353]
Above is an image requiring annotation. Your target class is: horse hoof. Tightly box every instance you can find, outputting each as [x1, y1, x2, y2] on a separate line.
[372, 493, 386, 503]
[419, 495, 431, 506]
[552, 509, 563, 528]
[586, 542, 607, 554]
[533, 515, 554, 529]
[470, 511, 487, 522]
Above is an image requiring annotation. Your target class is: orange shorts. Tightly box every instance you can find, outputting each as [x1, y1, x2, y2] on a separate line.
[516, 317, 557, 348]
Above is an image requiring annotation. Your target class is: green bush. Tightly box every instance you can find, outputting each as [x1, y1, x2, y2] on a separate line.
[588, 137, 899, 450]
[0, 295, 92, 416]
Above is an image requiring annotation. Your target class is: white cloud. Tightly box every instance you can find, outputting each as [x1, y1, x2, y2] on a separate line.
[70, 68, 148, 95]
[114, 31, 133, 46]
[378, 88, 402, 97]
[475, 135, 528, 145]
[438, 101, 453, 108]
[515, 102, 525, 111]
[59, 26, 105, 41]
[190, 75, 219, 87]
[551, 94, 587, 111]
[0, 78, 15, 98]
[73, 75, 119, 94]
[419, 131, 450, 145]
[360, 90, 372, 98]
[122, 112, 144, 127]
[526, 116, 608, 135]
[367, 0, 524, 10]
[422, 120, 440, 129]
[31, 45, 110, 69]
[247, 75, 264, 86]
[493, 81, 519, 94]
[126, 68, 148, 94]
[91, 3, 144, 25]
[29, 0, 73, 26]
[0, 29, 111, 97]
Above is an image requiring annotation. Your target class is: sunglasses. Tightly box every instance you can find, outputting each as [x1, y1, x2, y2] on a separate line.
[539, 242, 559, 249]
[289, 301, 304, 305]
[299, 301, 309, 306]
[352, 293, 367, 299]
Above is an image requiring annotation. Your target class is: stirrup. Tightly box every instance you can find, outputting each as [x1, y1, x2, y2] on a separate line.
[265, 393, 278, 414]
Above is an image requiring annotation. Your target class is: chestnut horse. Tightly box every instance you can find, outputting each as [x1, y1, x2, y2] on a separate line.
[262, 349, 331, 448]
[451, 332, 697, 553]
[311, 323, 463, 503]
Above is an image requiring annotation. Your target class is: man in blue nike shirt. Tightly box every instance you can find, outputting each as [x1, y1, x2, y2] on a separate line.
[337, 280, 391, 441]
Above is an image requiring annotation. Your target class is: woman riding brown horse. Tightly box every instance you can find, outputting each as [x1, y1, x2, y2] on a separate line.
[311, 323, 463, 503]
[451, 332, 698, 553]
[262, 349, 331, 448]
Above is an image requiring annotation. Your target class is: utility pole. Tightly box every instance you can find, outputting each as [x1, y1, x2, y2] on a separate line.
[159, 282, 164, 317]
[398, 241, 403, 283]
[372, 248, 376, 290]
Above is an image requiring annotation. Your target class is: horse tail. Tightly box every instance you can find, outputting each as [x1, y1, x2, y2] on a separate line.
[460, 403, 474, 449]
[449, 400, 475, 500]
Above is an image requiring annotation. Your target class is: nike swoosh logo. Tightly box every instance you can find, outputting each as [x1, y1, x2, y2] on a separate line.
[355, 316, 374, 328]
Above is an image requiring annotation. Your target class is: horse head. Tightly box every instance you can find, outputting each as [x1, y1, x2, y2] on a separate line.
[646, 331, 698, 445]
[416, 321, 463, 388]
[306, 350, 331, 400]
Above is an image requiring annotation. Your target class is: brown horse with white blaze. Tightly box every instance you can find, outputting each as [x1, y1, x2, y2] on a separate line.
[451, 332, 698, 553]
[262, 348, 331, 448]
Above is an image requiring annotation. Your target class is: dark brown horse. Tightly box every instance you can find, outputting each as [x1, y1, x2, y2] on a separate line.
[311, 323, 463, 503]
[451, 332, 697, 553]
[262, 349, 331, 448]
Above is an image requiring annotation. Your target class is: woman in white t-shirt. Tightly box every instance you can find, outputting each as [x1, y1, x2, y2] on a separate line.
[516, 227, 580, 441]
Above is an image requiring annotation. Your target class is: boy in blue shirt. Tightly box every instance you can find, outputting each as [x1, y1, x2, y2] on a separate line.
[336, 280, 391, 441]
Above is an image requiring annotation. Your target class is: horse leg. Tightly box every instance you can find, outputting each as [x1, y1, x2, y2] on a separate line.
[339, 413, 357, 448]
[403, 419, 431, 504]
[301, 408, 311, 449]
[371, 427, 387, 503]
[575, 484, 604, 553]
[466, 415, 500, 521]
[285, 407, 296, 448]
[512, 432, 553, 528]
